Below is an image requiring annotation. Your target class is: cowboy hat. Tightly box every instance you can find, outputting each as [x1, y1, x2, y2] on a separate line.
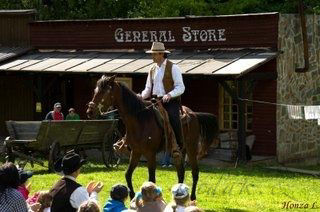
[54, 152, 86, 175]
[146, 42, 171, 54]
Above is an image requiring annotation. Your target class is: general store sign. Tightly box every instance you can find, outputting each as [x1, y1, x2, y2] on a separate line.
[114, 27, 226, 43]
[30, 13, 278, 49]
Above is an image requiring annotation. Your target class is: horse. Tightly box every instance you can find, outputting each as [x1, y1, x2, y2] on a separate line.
[86, 75, 219, 200]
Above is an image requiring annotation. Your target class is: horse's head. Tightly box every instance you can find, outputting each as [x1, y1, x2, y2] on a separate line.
[86, 75, 116, 119]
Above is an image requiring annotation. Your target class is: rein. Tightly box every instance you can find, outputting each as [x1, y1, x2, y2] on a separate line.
[88, 98, 163, 117]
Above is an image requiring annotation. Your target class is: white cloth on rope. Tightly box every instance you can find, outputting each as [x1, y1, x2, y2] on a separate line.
[304, 106, 320, 120]
[287, 105, 303, 119]
[318, 119, 320, 125]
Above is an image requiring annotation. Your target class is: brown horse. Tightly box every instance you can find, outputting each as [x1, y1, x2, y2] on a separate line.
[86, 75, 219, 200]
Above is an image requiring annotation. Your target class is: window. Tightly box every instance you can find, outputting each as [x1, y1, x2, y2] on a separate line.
[219, 81, 253, 131]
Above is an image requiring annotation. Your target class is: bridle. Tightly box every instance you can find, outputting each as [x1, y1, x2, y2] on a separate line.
[87, 82, 164, 117]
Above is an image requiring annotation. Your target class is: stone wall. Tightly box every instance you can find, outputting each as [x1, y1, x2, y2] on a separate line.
[277, 14, 320, 164]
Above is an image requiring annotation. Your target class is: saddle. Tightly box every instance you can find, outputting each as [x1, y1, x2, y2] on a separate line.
[151, 99, 180, 157]
[113, 99, 185, 160]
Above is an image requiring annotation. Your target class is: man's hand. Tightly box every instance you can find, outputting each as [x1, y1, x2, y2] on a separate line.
[92, 182, 104, 193]
[86, 181, 96, 194]
[162, 94, 172, 103]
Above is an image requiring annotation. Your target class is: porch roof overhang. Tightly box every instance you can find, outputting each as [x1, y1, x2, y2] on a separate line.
[0, 48, 278, 78]
[0, 46, 31, 63]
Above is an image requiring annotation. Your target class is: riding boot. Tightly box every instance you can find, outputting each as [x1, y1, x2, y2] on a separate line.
[163, 99, 183, 159]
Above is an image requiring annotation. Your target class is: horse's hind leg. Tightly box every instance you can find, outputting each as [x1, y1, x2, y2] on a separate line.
[188, 152, 199, 200]
[125, 151, 141, 199]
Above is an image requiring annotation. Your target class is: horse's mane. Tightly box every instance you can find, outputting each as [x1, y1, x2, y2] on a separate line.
[118, 82, 154, 122]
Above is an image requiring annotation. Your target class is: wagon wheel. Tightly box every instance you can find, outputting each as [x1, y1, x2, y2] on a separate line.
[101, 129, 122, 168]
[48, 142, 61, 172]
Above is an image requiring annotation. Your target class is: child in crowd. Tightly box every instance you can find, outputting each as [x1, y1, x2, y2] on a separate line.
[184, 206, 203, 212]
[130, 181, 166, 212]
[79, 200, 101, 212]
[37, 191, 53, 212]
[27, 190, 52, 212]
[103, 184, 129, 212]
[17, 168, 33, 200]
[164, 183, 195, 212]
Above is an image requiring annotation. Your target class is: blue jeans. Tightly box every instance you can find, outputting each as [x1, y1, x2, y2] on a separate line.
[162, 151, 171, 166]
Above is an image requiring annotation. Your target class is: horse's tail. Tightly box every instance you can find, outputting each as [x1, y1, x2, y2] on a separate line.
[195, 112, 220, 159]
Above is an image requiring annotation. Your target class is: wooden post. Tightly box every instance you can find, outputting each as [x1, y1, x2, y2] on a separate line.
[237, 78, 246, 162]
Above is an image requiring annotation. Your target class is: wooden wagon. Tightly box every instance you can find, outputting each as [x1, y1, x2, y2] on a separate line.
[4, 120, 121, 171]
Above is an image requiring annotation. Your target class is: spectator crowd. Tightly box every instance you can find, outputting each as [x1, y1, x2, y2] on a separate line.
[0, 151, 203, 212]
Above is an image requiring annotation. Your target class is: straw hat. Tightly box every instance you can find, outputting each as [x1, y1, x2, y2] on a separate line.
[146, 42, 171, 54]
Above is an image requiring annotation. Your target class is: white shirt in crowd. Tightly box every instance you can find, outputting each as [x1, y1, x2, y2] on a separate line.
[64, 175, 98, 209]
[164, 204, 186, 212]
[141, 59, 185, 99]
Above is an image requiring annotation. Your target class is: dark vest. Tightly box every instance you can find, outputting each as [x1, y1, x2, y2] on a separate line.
[150, 60, 175, 94]
[49, 177, 82, 212]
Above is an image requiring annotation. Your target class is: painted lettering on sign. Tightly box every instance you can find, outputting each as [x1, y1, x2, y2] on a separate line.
[115, 28, 176, 43]
[114, 27, 226, 43]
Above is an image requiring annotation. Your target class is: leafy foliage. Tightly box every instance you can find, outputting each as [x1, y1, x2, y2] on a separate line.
[0, 0, 319, 20]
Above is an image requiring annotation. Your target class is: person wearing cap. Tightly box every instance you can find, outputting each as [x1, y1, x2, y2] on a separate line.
[49, 152, 104, 212]
[17, 169, 33, 200]
[139, 42, 185, 157]
[45, 102, 64, 120]
[103, 183, 129, 212]
[164, 183, 196, 212]
[66, 108, 80, 120]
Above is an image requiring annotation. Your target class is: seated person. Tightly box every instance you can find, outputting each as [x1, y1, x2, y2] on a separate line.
[78, 200, 101, 212]
[164, 183, 195, 212]
[130, 182, 166, 212]
[45, 102, 64, 120]
[66, 108, 80, 120]
[49, 151, 104, 212]
[103, 184, 129, 212]
[0, 162, 39, 212]
[17, 169, 33, 200]
[28, 190, 52, 212]
[184, 206, 203, 212]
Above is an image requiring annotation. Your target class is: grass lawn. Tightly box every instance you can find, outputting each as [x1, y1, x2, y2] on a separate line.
[1, 160, 319, 212]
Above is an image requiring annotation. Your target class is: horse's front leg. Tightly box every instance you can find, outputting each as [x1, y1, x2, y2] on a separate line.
[125, 151, 141, 199]
[146, 153, 156, 183]
[173, 150, 185, 183]
[187, 149, 199, 201]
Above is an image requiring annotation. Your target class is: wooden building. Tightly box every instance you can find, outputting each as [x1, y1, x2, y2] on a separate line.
[0, 11, 279, 160]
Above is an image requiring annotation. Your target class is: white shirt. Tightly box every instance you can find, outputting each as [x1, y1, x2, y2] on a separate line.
[64, 175, 98, 209]
[164, 204, 186, 212]
[141, 59, 185, 99]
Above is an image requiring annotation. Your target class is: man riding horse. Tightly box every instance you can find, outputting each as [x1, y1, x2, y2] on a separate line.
[138, 42, 185, 159]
